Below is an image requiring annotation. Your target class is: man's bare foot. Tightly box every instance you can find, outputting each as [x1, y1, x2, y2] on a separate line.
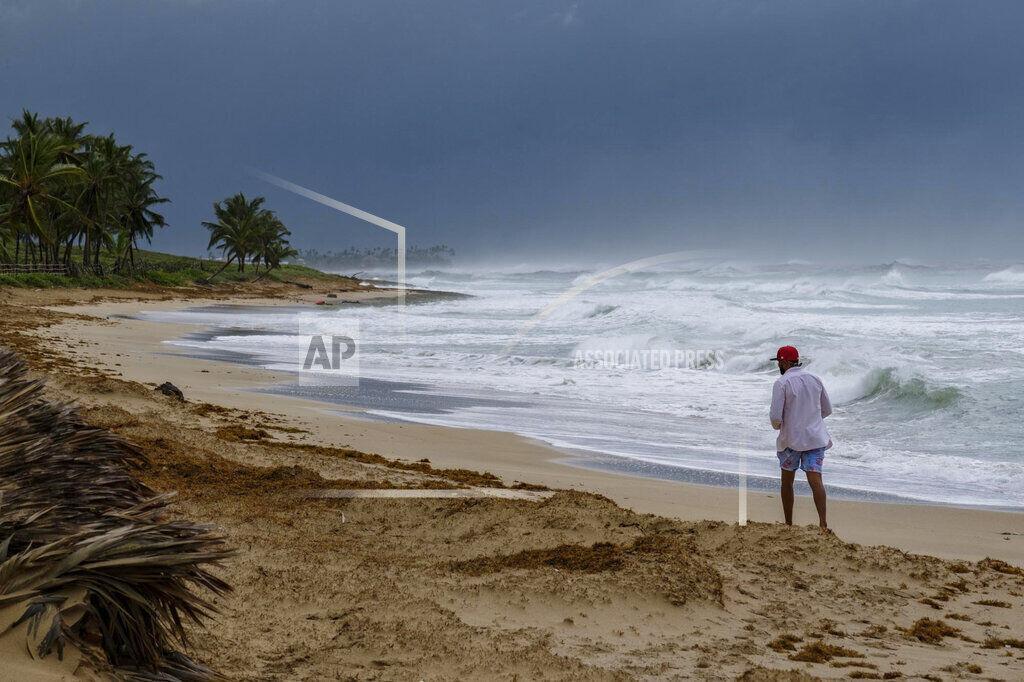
[819, 526, 834, 536]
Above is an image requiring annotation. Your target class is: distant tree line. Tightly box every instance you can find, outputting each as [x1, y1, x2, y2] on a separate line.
[1, 109, 297, 281]
[300, 244, 455, 271]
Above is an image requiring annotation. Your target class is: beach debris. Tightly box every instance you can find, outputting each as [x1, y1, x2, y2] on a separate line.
[454, 540, 628, 575]
[767, 633, 802, 652]
[787, 641, 863, 663]
[327, 293, 337, 298]
[510, 480, 551, 491]
[155, 381, 185, 401]
[830, 661, 877, 669]
[312, 487, 552, 501]
[449, 531, 720, 609]
[859, 624, 888, 638]
[215, 424, 270, 441]
[941, 661, 983, 675]
[904, 618, 959, 644]
[737, 666, 818, 681]
[268, 440, 510, 488]
[982, 637, 1024, 649]
[978, 557, 1024, 576]
[0, 348, 232, 680]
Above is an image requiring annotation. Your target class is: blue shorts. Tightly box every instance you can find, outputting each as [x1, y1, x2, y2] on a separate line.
[777, 447, 826, 473]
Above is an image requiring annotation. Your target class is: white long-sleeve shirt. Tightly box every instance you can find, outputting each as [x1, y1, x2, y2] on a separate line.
[769, 367, 833, 452]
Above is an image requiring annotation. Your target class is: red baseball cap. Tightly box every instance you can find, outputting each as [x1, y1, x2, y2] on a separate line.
[771, 345, 799, 363]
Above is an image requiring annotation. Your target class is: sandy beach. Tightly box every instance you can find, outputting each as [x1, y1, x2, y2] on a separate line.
[2, 280, 1023, 680]
[33, 291, 1024, 564]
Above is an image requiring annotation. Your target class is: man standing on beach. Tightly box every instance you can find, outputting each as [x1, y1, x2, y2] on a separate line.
[769, 346, 833, 533]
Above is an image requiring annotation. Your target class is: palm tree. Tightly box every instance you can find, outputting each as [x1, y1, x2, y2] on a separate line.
[3, 112, 90, 265]
[253, 236, 298, 282]
[114, 173, 168, 271]
[203, 193, 264, 278]
[1, 111, 172, 272]
[74, 136, 119, 268]
[10, 109, 42, 137]
[203, 193, 297, 282]
[251, 211, 290, 273]
[0, 130, 83, 264]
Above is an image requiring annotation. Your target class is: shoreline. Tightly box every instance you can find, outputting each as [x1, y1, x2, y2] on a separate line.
[5, 280, 1024, 680]
[38, 292, 1024, 563]
[234, 365, 1023, 512]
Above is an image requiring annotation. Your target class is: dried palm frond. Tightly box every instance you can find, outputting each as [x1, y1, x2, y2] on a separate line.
[0, 347, 233, 680]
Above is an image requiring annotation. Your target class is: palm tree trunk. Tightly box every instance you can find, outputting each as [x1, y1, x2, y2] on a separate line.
[203, 256, 236, 283]
[253, 264, 276, 283]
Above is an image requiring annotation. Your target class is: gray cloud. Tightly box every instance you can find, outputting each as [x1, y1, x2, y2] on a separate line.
[2, 0, 1022, 263]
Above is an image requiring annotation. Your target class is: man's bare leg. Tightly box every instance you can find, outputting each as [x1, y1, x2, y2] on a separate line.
[780, 469, 796, 525]
[805, 471, 828, 531]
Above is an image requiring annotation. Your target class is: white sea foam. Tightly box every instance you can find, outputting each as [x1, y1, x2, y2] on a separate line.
[983, 267, 1024, 285]
[149, 260, 1024, 508]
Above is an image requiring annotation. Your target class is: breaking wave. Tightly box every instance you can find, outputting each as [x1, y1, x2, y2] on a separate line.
[848, 368, 961, 411]
[983, 267, 1024, 285]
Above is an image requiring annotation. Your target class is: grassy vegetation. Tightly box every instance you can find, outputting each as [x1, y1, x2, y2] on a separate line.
[3, 111, 302, 285]
[0, 247, 338, 289]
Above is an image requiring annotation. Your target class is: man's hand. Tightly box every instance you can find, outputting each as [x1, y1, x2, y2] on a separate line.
[771, 420, 782, 430]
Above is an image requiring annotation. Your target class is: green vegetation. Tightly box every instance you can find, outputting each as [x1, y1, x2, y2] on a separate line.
[0, 109, 303, 288]
[203, 193, 297, 280]
[0, 111, 166, 271]
[0, 247, 331, 289]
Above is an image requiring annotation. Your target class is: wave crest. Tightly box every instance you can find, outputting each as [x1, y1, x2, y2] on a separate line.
[852, 368, 961, 410]
[983, 267, 1024, 285]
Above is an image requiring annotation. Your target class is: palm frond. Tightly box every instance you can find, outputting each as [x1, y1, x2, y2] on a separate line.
[0, 348, 233, 680]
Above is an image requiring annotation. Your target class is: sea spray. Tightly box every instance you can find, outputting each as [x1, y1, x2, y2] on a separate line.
[151, 259, 1024, 507]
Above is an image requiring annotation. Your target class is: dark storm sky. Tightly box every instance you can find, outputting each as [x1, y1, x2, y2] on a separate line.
[2, 0, 1022, 263]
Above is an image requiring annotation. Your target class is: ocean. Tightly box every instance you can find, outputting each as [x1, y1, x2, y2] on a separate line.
[145, 259, 1024, 509]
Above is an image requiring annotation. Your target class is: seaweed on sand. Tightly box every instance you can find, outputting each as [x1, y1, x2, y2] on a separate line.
[0, 348, 232, 680]
[904, 618, 959, 644]
[453, 540, 631, 575]
[787, 641, 864, 662]
[982, 637, 1024, 649]
[767, 633, 802, 652]
[978, 558, 1024, 576]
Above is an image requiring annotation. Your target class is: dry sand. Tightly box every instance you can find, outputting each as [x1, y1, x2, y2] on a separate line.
[2, 279, 1023, 680]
